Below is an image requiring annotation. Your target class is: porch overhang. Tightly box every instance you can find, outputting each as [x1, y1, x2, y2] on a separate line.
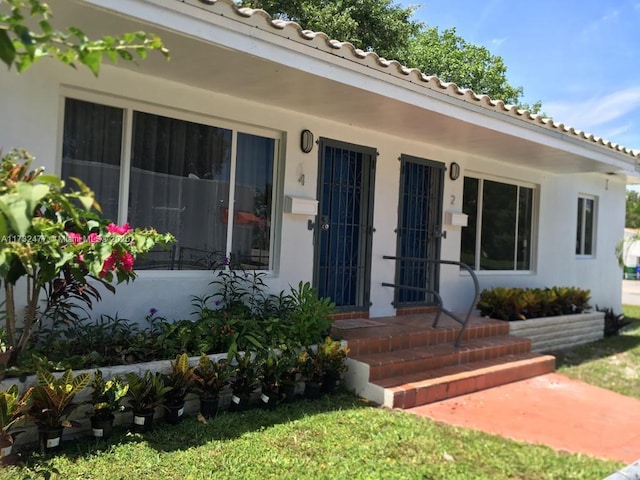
[54, 0, 639, 178]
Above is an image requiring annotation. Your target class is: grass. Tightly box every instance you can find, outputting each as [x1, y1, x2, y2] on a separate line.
[555, 304, 640, 399]
[0, 394, 621, 480]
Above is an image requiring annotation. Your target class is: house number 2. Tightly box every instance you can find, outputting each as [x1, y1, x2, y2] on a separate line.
[450, 195, 456, 205]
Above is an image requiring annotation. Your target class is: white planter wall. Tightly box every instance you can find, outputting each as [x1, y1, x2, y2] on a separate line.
[508, 312, 605, 352]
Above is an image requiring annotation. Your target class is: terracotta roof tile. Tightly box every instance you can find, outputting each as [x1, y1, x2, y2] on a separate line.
[192, 0, 638, 160]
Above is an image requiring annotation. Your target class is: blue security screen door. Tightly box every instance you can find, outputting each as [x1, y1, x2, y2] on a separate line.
[395, 155, 444, 306]
[314, 139, 376, 310]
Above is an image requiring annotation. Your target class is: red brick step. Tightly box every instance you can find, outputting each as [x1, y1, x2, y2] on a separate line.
[381, 352, 556, 408]
[354, 335, 531, 381]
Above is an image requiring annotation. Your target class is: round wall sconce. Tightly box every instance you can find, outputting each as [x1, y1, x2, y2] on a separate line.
[300, 129, 314, 153]
[449, 162, 460, 181]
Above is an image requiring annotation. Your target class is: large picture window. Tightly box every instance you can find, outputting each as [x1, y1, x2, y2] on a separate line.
[576, 195, 596, 256]
[461, 176, 535, 271]
[61, 97, 277, 270]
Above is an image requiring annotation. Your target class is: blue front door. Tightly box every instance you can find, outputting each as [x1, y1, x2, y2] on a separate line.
[395, 155, 445, 306]
[313, 139, 376, 309]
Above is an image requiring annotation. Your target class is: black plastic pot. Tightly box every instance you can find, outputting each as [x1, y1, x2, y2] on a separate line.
[199, 396, 219, 419]
[322, 374, 340, 394]
[229, 393, 250, 412]
[280, 384, 297, 403]
[38, 426, 64, 454]
[165, 403, 186, 425]
[131, 410, 155, 433]
[304, 381, 322, 400]
[0, 435, 13, 460]
[260, 388, 279, 411]
[91, 414, 115, 440]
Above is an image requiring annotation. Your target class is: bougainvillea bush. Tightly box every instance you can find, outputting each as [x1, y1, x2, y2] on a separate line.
[0, 149, 174, 361]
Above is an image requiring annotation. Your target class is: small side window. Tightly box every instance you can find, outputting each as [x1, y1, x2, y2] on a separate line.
[576, 195, 596, 256]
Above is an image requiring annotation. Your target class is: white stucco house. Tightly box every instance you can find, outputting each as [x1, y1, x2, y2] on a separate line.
[1, 0, 638, 323]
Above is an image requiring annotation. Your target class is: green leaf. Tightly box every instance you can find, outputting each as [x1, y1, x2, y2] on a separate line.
[0, 194, 30, 234]
[16, 182, 49, 213]
[0, 213, 6, 238]
[39, 19, 53, 35]
[77, 195, 94, 211]
[80, 50, 101, 76]
[37, 174, 63, 187]
[117, 50, 133, 61]
[104, 48, 118, 63]
[0, 29, 16, 67]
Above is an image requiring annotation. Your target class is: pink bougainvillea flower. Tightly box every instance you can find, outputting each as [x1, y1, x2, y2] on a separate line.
[99, 253, 117, 277]
[121, 252, 134, 271]
[87, 232, 102, 243]
[67, 232, 83, 244]
[77, 254, 84, 263]
[107, 223, 132, 235]
[99, 251, 135, 277]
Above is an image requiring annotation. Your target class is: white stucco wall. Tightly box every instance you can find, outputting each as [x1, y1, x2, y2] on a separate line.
[0, 57, 625, 324]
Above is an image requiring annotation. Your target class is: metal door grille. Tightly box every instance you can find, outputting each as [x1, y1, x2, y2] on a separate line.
[314, 140, 375, 309]
[396, 156, 444, 306]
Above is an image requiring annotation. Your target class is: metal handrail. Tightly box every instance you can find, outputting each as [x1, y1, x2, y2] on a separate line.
[381, 256, 480, 348]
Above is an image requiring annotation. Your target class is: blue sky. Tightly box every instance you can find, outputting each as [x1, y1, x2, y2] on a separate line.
[396, 0, 640, 152]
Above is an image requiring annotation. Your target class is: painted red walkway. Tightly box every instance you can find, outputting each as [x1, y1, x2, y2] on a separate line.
[408, 373, 640, 463]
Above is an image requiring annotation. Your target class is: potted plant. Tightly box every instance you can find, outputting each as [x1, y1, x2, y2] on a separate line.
[278, 348, 301, 403]
[192, 354, 230, 419]
[316, 337, 349, 394]
[27, 368, 91, 453]
[162, 353, 196, 425]
[89, 370, 128, 439]
[0, 384, 31, 460]
[257, 348, 285, 410]
[229, 351, 259, 412]
[298, 348, 323, 400]
[124, 371, 171, 433]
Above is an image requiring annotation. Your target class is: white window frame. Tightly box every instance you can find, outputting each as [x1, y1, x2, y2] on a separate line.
[461, 173, 538, 274]
[576, 194, 597, 258]
[57, 88, 283, 274]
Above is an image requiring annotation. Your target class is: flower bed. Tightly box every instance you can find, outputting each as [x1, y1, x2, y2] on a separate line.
[0, 337, 349, 455]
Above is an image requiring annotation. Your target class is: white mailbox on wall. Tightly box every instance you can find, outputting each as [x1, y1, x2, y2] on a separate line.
[445, 211, 468, 227]
[284, 196, 318, 215]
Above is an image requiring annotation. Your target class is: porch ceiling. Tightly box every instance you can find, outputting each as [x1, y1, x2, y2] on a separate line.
[54, 1, 634, 176]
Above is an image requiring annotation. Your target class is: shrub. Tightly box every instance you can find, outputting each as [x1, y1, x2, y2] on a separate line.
[598, 305, 631, 337]
[477, 286, 591, 321]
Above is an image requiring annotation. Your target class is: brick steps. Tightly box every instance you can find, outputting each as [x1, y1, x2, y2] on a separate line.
[381, 353, 556, 409]
[340, 314, 556, 409]
[345, 321, 510, 357]
[355, 335, 531, 381]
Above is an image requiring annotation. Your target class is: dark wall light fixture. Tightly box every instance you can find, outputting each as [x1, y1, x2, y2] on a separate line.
[301, 129, 314, 153]
[449, 162, 460, 181]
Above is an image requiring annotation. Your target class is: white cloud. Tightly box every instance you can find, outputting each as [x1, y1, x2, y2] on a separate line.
[545, 87, 640, 131]
[490, 37, 507, 47]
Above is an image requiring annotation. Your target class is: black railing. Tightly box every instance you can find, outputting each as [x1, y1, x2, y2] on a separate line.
[381, 256, 480, 348]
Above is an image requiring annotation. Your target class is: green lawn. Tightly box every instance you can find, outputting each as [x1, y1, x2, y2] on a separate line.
[555, 305, 640, 399]
[1, 394, 621, 480]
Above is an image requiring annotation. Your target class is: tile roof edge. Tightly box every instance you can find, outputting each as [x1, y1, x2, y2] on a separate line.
[192, 0, 639, 160]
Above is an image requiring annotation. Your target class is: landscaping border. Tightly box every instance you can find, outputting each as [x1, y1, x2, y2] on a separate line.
[507, 312, 605, 352]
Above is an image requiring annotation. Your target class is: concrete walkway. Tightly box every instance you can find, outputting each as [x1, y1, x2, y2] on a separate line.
[408, 373, 640, 463]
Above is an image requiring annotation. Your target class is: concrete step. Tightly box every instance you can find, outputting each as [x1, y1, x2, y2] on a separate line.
[353, 335, 531, 381]
[377, 352, 556, 409]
